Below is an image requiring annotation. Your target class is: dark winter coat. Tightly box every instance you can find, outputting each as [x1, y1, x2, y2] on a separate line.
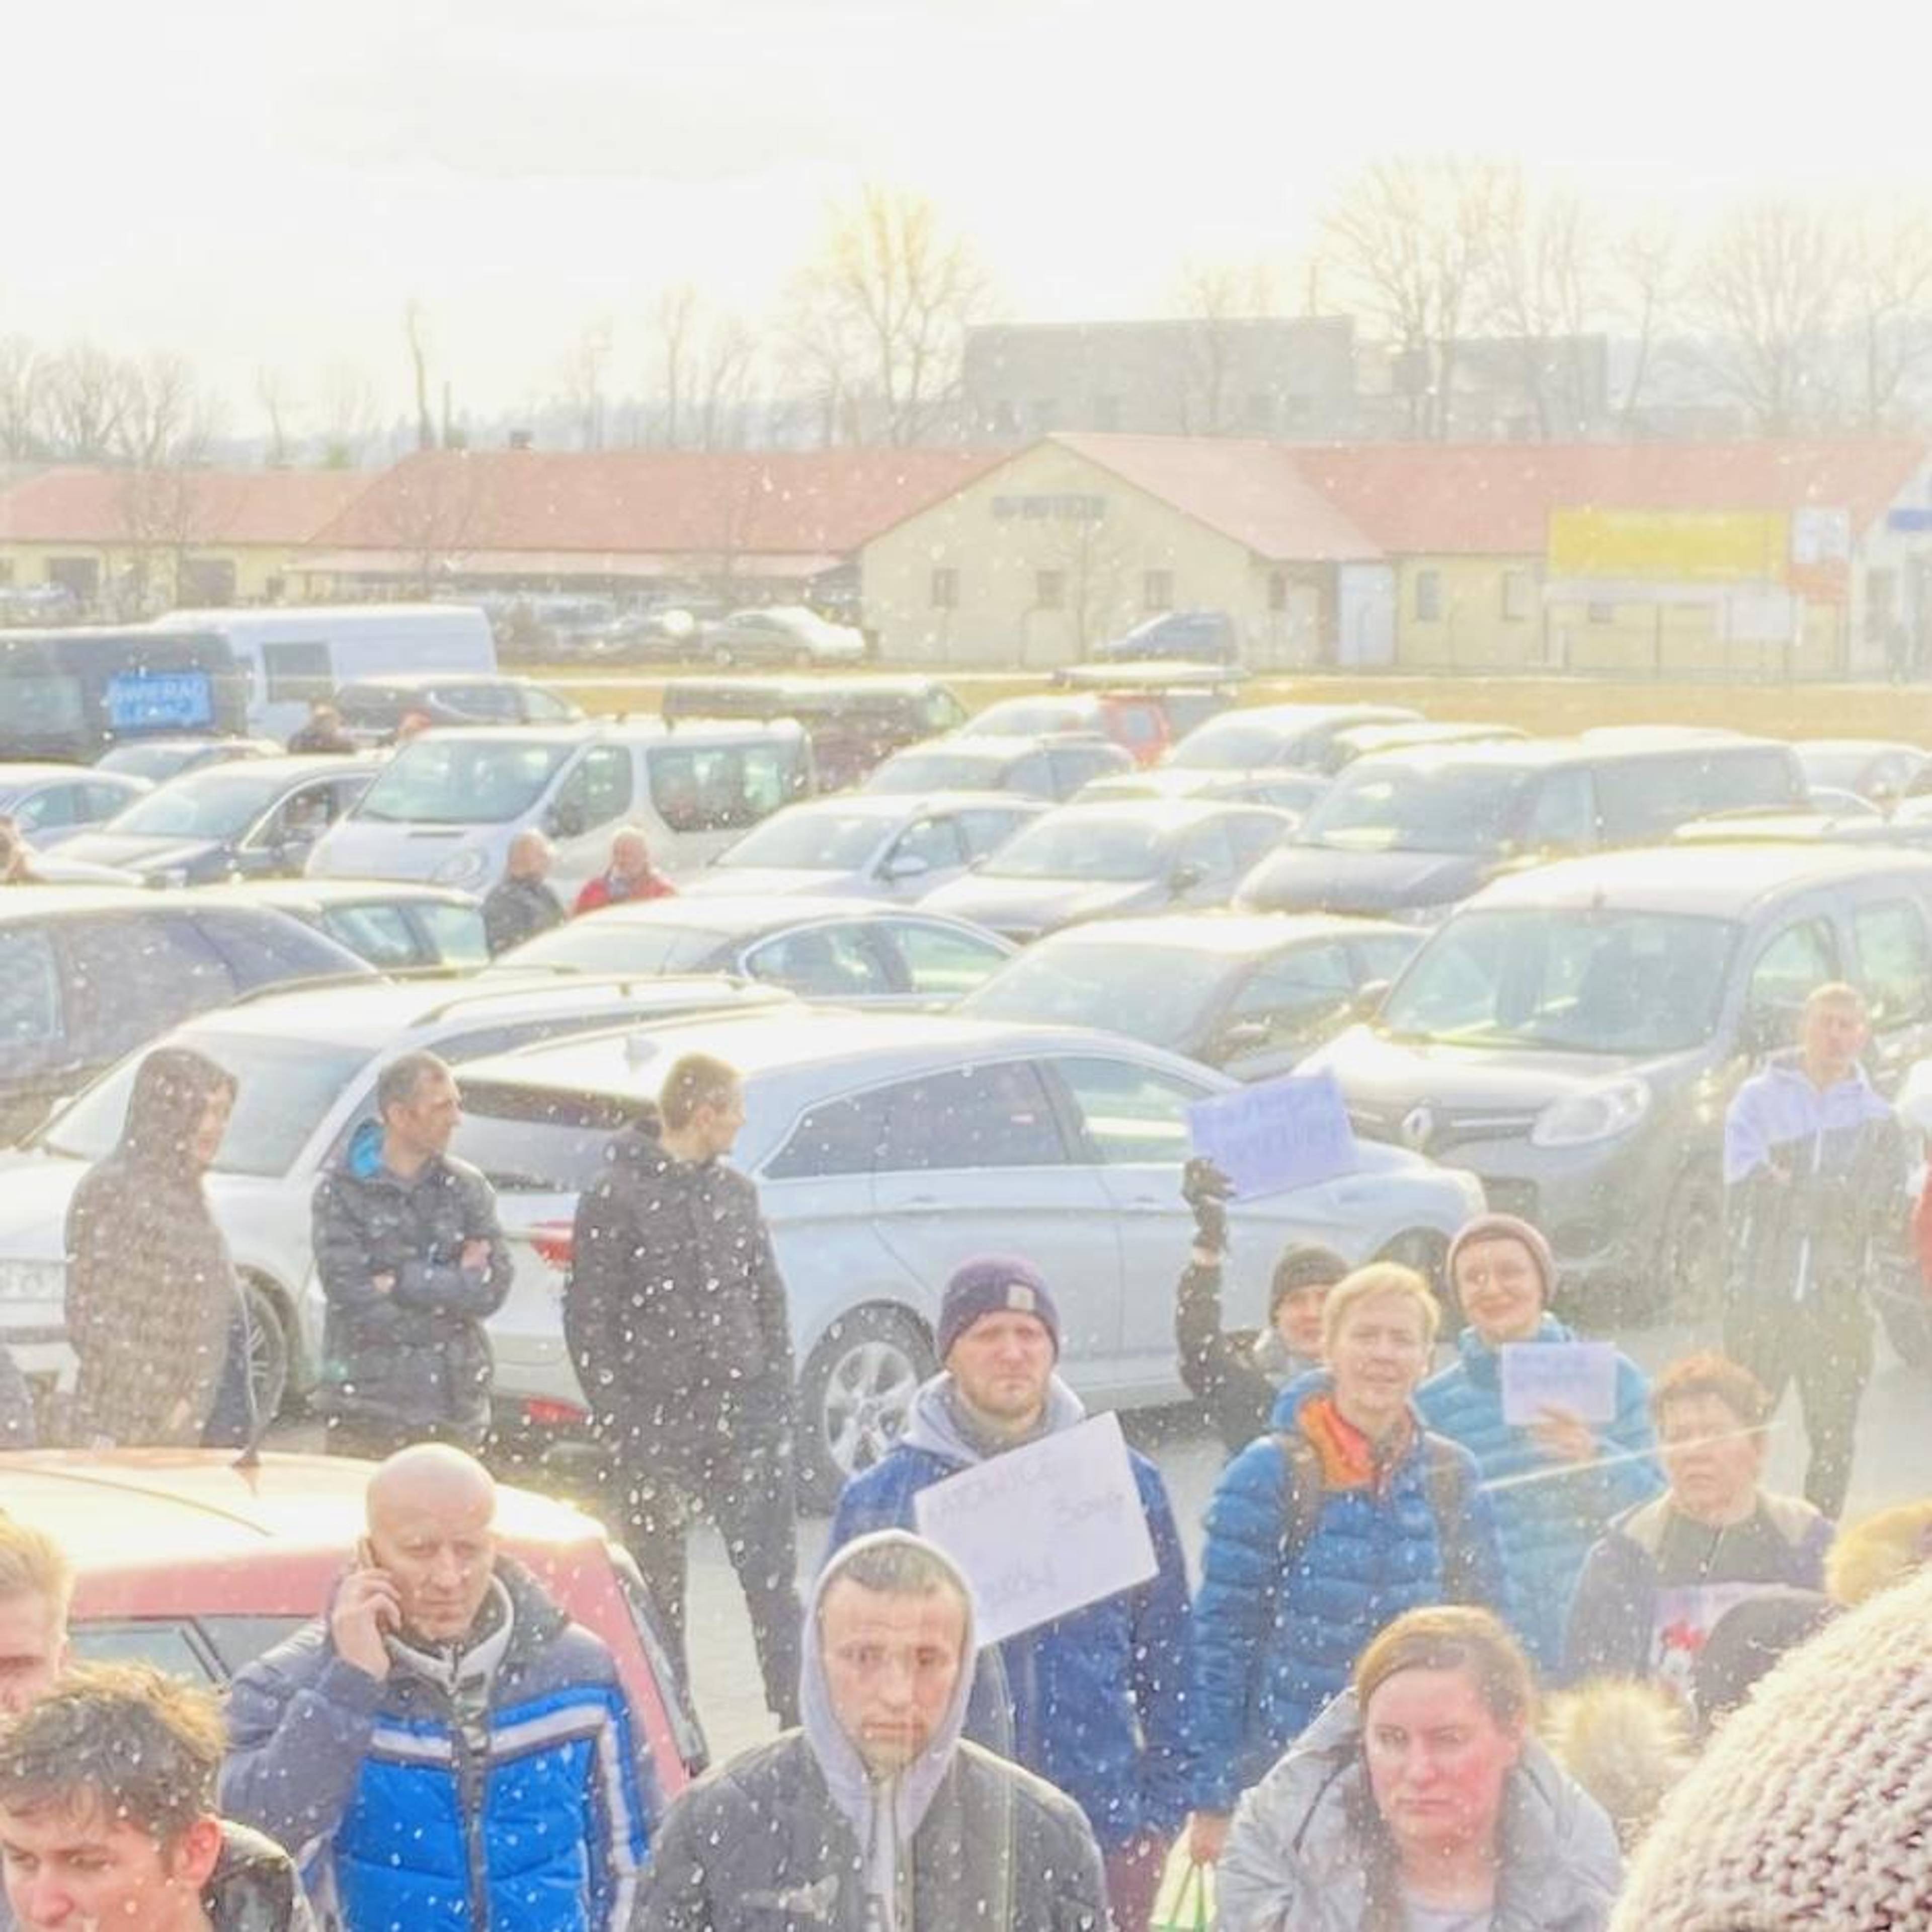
[63, 1047, 238, 1447]
[1188, 1371, 1507, 1814]
[205, 1822, 320, 1932]
[0, 1340, 34, 1446]
[1175, 1256, 1318, 1456]
[825, 1376, 1194, 1855]
[565, 1122, 794, 1456]
[1416, 1317, 1662, 1675]
[219, 1559, 651, 1932]
[1563, 1489, 1831, 1683]
[482, 874, 566, 955]
[310, 1119, 513, 1439]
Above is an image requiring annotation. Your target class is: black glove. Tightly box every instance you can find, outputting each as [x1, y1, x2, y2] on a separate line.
[1182, 1156, 1233, 1252]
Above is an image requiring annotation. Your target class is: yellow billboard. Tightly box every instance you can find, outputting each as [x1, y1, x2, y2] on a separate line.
[1548, 509, 1788, 584]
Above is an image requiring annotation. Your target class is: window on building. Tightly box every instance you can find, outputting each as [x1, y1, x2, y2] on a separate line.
[1036, 570, 1066, 611]
[1501, 570, 1534, 622]
[1143, 570, 1174, 613]
[1414, 570, 1442, 622]
[1268, 572, 1289, 613]
[1587, 600, 1616, 624]
[48, 556, 100, 601]
[929, 568, 958, 610]
[179, 558, 237, 606]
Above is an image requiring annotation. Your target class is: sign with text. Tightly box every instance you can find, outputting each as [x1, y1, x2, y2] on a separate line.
[1499, 1340, 1620, 1428]
[913, 1413, 1156, 1645]
[1186, 1070, 1359, 1199]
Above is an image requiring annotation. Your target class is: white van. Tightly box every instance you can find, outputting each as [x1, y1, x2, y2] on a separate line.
[147, 605, 495, 742]
[304, 717, 814, 896]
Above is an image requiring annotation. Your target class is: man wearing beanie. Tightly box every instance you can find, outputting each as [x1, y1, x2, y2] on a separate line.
[1417, 1211, 1660, 1676]
[1178, 1157, 1348, 1455]
[825, 1255, 1193, 1932]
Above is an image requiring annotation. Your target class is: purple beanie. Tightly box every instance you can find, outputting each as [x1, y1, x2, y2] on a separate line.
[937, 1255, 1061, 1361]
[1445, 1212, 1556, 1300]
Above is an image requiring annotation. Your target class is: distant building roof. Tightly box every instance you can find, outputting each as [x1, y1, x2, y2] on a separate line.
[0, 466, 375, 547]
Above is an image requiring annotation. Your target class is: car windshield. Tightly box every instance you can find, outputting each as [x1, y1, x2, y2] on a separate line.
[42, 1036, 375, 1177]
[715, 807, 888, 871]
[1299, 764, 1531, 855]
[355, 739, 574, 824]
[505, 921, 728, 974]
[108, 769, 281, 840]
[869, 750, 1006, 793]
[961, 941, 1214, 1048]
[984, 816, 1163, 881]
[967, 700, 1085, 735]
[97, 743, 202, 781]
[1796, 747, 1888, 792]
[1379, 908, 1739, 1055]
[1169, 718, 1307, 770]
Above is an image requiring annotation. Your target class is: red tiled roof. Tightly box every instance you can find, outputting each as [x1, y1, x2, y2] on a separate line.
[307, 447, 1011, 558]
[0, 466, 376, 547]
[1297, 439, 1928, 555]
[1050, 434, 1382, 562]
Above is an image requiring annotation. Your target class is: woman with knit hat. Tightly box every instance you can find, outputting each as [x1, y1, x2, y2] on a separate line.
[1417, 1213, 1661, 1677]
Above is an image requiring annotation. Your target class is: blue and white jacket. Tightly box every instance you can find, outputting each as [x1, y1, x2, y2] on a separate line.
[220, 1558, 652, 1932]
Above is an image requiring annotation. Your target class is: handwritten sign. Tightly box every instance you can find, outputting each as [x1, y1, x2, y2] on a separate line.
[1186, 1070, 1360, 1199]
[912, 1413, 1156, 1645]
[1499, 1341, 1620, 1428]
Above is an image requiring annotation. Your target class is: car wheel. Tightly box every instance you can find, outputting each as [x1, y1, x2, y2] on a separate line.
[1375, 1230, 1459, 1337]
[796, 1305, 934, 1512]
[1654, 1169, 1724, 1323]
[242, 1276, 292, 1422]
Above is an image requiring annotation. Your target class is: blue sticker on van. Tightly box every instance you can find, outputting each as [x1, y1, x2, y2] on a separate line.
[105, 670, 214, 730]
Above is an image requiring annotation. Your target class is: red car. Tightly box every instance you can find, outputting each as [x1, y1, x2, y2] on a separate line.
[0, 1450, 702, 1810]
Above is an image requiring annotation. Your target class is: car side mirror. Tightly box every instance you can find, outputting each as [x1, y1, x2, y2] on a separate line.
[1739, 1007, 1788, 1060]
[1170, 862, 1206, 895]
[1351, 979, 1392, 1021]
[881, 853, 931, 882]
[1218, 1019, 1272, 1055]
[547, 801, 587, 839]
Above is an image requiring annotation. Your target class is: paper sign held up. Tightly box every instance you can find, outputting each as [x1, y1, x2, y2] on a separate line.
[1499, 1340, 1621, 1428]
[1186, 1070, 1360, 1199]
[912, 1413, 1157, 1646]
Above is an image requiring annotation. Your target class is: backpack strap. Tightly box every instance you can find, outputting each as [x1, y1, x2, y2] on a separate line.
[1422, 1432, 1472, 1589]
[1272, 1432, 1324, 1562]
[1273, 1429, 1471, 1582]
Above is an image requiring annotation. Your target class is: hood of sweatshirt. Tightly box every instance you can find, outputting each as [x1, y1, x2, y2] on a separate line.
[901, 1370, 1087, 1468]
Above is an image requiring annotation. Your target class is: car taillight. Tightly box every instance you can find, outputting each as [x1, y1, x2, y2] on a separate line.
[521, 1397, 589, 1428]
[529, 1223, 575, 1271]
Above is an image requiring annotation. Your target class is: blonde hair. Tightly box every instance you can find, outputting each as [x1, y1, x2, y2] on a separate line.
[1320, 1262, 1441, 1355]
[1804, 980, 1864, 1016]
[0, 1519, 72, 1628]
[1825, 1499, 1932, 1608]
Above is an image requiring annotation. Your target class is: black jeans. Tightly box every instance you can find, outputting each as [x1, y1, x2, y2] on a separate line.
[1726, 1290, 1872, 1519]
[614, 1428, 803, 1727]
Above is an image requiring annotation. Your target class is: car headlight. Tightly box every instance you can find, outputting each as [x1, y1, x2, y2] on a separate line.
[0, 1258, 67, 1306]
[433, 847, 492, 890]
[1530, 1077, 1652, 1149]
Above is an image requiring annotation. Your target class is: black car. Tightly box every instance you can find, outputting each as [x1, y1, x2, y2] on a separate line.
[1089, 610, 1240, 666]
[0, 886, 373, 1143]
[332, 674, 583, 746]
[94, 736, 287, 785]
[188, 880, 490, 972]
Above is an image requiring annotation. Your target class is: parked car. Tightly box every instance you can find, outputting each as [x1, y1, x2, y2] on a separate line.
[1301, 842, 1932, 1319]
[685, 792, 1045, 901]
[1165, 702, 1423, 773]
[1075, 764, 1331, 818]
[920, 799, 1292, 943]
[0, 973, 799, 1418]
[495, 896, 1015, 1005]
[564, 606, 714, 665]
[305, 719, 813, 898]
[1089, 610, 1239, 665]
[1236, 732, 1810, 922]
[95, 736, 287, 785]
[444, 1009, 1488, 1502]
[58, 755, 382, 886]
[0, 886, 374, 1145]
[865, 733, 1134, 801]
[187, 879, 491, 972]
[958, 693, 1171, 767]
[0, 763, 149, 847]
[332, 672, 585, 745]
[704, 606, 867, 669]
[958, 913, 1422, 1079]
[1793, 738, 1931, 805]
[1322, 719, 1525, 773]
[0, 1450, 704, 1795]
[1048, 661, 1244, 739]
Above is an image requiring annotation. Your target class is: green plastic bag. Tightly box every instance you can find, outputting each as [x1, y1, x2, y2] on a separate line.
[1150, 1849, 1215, 1932]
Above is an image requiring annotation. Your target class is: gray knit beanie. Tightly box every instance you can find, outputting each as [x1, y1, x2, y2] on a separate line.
[1445, 1212, 1557, 1303]
[1610, 1561, 1932, 1927]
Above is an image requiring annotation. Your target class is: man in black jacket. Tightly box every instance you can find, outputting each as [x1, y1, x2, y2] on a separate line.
[566, 1052, 803, 1724]
[481, 831, 565, 956]
[637, 1532, 1107, 1932]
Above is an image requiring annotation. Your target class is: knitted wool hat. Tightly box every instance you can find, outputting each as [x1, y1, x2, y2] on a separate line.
[937, 1255, 1060, 1362]
[1610, 1562, 1932, 1928]
[1267, 1243, 1350, 1319]
[1445, 1212, 1557, 1302]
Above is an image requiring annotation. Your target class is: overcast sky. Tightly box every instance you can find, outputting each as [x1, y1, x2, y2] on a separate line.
[4, 0, 1914, 429]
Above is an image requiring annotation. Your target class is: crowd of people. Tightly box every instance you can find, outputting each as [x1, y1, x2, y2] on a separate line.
[1, 980, 1929, 1929]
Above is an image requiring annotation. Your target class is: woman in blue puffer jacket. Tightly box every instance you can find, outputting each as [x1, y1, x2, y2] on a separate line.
[1416, 1213, 1661, 1677]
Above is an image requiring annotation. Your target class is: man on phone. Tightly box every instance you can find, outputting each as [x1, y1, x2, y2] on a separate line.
[219, 1444, 650, 1932]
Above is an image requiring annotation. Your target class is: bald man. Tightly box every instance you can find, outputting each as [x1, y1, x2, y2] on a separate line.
[218, 1446, 652, 1932]
[482, 831, 566, 956]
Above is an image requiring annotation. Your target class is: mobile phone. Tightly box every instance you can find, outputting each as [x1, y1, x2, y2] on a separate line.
[356, 1540, 402, 1630]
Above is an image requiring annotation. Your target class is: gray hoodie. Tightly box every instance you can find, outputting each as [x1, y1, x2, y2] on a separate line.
[1218, 1689, 1621, 1932]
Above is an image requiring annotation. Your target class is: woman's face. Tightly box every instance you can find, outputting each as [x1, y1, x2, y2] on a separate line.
[1364, 1665, 1522, 1862]
[1453, 1237, 1544, 1345]
[1327, 1290, 1431, 1429]
[190, 1085, 234, 1169]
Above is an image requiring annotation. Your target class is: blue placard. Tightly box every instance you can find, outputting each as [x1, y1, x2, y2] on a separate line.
[1187, 1069, 1361, 1199]
[105, 669, 213, 731]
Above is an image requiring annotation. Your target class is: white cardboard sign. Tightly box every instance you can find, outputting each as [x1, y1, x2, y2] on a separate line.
[912, 1413, 1157, 1645]
[1499, 1340, 1620, 1428]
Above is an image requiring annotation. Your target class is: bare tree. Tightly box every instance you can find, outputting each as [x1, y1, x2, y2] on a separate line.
[111, 355, 227, 614]
[1841, 199, 1932, 431]
[1171, 258, 1275, 435]
[37, 342, 137, 460]
[1695, 198, 1846, 434]
[651, 284, 699, 448]
[256, 366, 301, 466]
[404, 301, 437, 452]
[316, 362, 381, 468]
[1322, 156, 1508, 438]
[1606, 212, 1682, 428]
[697, 314, 757, 450]
[559, 316, 614, 451]
[1478, 171, 1600, 437]
[781, 184, 994, 445]
[366, 455, 488, 595]
[1033, 509, 1137, 662]
[0, 337, 42, 458]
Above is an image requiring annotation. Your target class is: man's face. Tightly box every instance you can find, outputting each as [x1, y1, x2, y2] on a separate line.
[1327, 1291, 1431, 1429]
[689, 1083, 746, 1161]
[0, 1800, 220, 1932]
[819, 1579, 966, 1776]
[510, 838, 549, 882]
[1658, 1392, 1766, 1523]
[366, 1489, 497, 1642]
[1272, 1284, 1331, 1359]
[0, 1593, 65, 1718]
[1364, 1666, 1521, 1862]
[388, 1071, 461, 1160]
[1802, 998, 1866, 1083]
[1452, 1237, 1544, 1346]
[946, 1311, 1055, 1424]
[612, 836, 651, 882]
